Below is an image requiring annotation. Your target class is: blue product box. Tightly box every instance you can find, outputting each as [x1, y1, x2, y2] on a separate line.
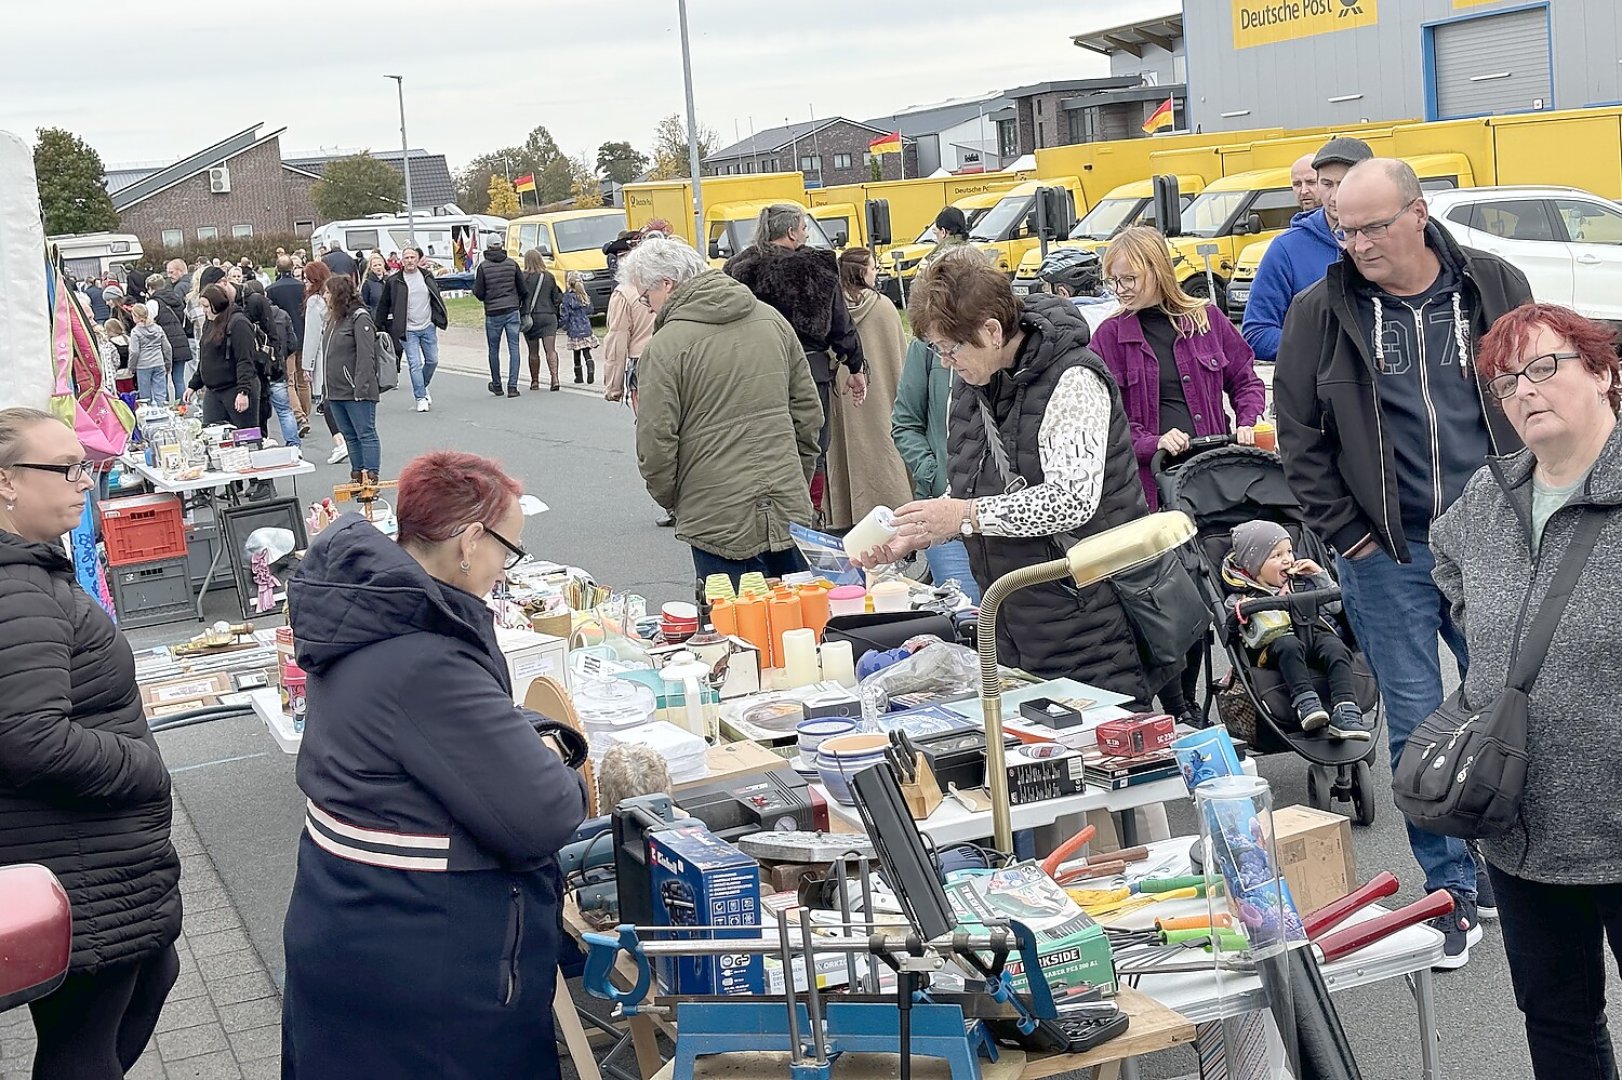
[648, 826, 764, 996]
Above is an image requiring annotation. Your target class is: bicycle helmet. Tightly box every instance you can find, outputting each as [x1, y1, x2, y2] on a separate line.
[1037, 247, 1103, 297]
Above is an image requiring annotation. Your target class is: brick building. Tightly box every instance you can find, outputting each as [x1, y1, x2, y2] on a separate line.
[703, 118, 918, 188]
[108, 123, 458, 248]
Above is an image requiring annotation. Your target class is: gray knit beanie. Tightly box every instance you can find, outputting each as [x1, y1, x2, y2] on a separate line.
[1231, 521, 1290, 579]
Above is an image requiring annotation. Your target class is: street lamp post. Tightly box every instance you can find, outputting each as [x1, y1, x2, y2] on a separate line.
[676, 0, 704, 248]
[385, 74, 416, 250]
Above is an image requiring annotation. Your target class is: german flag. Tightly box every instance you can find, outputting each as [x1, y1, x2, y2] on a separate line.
[867, 131, 903, 156]
[514, 173, 536, 193]
[1142, 98, 1175, 134]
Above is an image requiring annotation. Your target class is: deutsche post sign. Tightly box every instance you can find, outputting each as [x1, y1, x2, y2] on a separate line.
[1232, 0, 1379, 49]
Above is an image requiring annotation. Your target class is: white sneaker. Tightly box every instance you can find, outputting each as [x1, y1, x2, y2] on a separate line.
[425, 391, 433, 405]
[327, 440, 349, 465]
[415, 399, 430, 413]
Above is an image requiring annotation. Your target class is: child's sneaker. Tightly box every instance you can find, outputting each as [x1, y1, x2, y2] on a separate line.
[1327, 702, 1374, 741]
[1293, 692, 1330, 731]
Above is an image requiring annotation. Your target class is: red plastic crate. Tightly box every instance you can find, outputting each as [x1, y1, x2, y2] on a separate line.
[98, 493, 187, 567]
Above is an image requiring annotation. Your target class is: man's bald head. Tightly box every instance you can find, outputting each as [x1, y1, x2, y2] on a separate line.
[1341, 158, 1424, 208]
[165, 258, 187, 282]
[1290, 154, 1320, 212]
[1335, 159, 1435, 293]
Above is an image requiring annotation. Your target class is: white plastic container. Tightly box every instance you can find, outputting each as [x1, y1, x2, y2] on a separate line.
[841, 505, 897, 558]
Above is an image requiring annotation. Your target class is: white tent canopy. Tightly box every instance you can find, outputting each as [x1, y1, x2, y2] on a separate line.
[0, 129, 52, 411]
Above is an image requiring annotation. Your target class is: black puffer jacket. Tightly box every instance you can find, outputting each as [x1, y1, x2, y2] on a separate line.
[946, 295, 1149, 702]
[151, 283, 193, 364]
[473, 247, 527, 316]
[725, 245, 865, 382]
[0, 531, 181, 973]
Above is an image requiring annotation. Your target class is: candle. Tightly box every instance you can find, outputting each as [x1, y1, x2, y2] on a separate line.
[820, 640, 857, 689]
[781, 628, 820, 688]
[842, 505, 898, 559]
[767, 592, 803, 670]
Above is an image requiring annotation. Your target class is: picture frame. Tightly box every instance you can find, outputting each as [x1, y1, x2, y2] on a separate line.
[219, 497, 308, 620]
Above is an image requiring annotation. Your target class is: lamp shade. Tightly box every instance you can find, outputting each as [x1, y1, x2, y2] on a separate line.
[1063, 511, 1197, 587]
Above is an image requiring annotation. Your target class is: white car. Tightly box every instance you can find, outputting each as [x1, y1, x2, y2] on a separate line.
[1427, 186, 1622, 328]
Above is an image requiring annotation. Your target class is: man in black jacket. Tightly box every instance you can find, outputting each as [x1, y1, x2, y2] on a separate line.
[1275, 159, 1533, 970]
[266, 256, 310, 435]
[473, 240, 528, 397]
[375, 247, 448, 412]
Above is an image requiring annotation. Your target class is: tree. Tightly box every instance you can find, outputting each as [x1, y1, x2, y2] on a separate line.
[311, 153, 403, 221]
[454, 125, 574, 214]
[487, 175, 521, 217]
[870, 156, 883, 182]
[33, 128, 119, 236]
[569, 155, 603, 209]
[647, 115, 719, 181]
[596, 141, 648, 185]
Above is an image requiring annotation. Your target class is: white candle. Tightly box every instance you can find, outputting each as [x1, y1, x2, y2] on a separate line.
[842, 505, 897, 559]
[782, 628, 821, 688]
[820, 640, 857, 689]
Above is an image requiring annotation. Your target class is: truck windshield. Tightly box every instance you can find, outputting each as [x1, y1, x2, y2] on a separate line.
[912, 206, 992, 245]
[714, 215, 832, 258]
[970, 196, 1032, 243]
[1180, 191, 1248, 238]
[553, 213, 628, 254]
[1069, 199, 1142, 241]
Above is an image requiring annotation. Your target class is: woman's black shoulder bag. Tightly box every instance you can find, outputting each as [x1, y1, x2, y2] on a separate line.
[1393, 510, 1604, 839]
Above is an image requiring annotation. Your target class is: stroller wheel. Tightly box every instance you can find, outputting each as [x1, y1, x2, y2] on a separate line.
[1351, 760, 1377, 827]
[1306, 765, 1334, 812]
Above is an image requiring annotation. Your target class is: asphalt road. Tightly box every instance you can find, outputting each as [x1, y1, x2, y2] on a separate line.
[129, 337, 1609, 1079]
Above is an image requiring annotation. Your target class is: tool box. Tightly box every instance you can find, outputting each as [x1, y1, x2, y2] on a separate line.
[648, 826, 764, 996]
[945, 863, 1117, 996]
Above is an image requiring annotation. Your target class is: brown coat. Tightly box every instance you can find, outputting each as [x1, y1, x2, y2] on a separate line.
[601, 280, 655, 403]
[825, 288, 914, 528]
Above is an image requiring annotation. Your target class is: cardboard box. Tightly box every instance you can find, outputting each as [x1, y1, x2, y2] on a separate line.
[140, 673, 230, 710]
[1272, 805, 1357, 912]
[649, 826, 764, 996]
[945, 863, 1116, 996]
[494, 627, 569, 700]
[1096, 713, 1176, 758]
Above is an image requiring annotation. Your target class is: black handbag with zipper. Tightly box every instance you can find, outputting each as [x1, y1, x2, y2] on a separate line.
[1393, 510, 1603, 839]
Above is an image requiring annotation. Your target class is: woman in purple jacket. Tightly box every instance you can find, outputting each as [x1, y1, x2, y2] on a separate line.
[1092, 226, 1267, 723]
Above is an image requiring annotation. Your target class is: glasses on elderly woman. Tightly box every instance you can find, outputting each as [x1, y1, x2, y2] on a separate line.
[1487, 352, 1580, 400]
[486, 527, 527, 571]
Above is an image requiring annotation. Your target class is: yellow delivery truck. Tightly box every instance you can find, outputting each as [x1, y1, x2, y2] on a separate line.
[1010, 175, 1207, 296]
[505, 208, 627, 314]
[623, 173, 835, 266]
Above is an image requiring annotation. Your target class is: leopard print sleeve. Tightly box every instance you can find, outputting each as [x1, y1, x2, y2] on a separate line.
[975, 366, 1110, 539]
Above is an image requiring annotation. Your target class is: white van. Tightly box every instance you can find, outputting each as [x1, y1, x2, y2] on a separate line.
[309, 213, 506, 267]
[50, 232, 144, 280]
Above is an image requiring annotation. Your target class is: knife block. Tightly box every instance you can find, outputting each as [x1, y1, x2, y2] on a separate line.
[901, 754, 943, 820]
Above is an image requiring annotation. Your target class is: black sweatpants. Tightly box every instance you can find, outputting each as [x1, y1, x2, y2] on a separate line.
[202, 384, 259, 430]
[28, 944, 179, 1079]
[1264, 628, 1355, 706]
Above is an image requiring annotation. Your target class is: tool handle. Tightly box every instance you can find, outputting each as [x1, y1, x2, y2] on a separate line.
[1156, 913, 1232, 932]
[1137, 875, 1206, 894]
[1315, 890, 1455, 964]
[1058, 860, 1128, 885]
[1304, 871, 1400, 939]
[1041, 824, 1098, 878]
[1162, 927, 1249, 951]
[1108, 846, 1151, 864]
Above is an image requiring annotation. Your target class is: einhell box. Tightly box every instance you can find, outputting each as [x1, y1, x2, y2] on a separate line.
[1096, 713, 1177, 758]
[649, 826, 763, 997]
[945, 863, 1116, 997]
[1273, 805, 1357, 912]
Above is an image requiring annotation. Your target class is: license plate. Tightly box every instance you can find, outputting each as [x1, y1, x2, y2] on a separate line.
[1012, 285, 1030, 296]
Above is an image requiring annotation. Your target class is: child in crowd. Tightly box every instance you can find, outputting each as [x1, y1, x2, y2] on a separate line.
[99, 318, 134, 396]
[1221, 520, 1371, 741]
[561, 272, 599, 385]
[126, 303, 173, 405]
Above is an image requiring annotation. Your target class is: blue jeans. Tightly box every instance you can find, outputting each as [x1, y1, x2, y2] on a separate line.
[135, 367, 169, 406]
[1335, 541, 1475, 897]
[485, 311, 522, 389]
[690, 546, 809, 591]
[266, 380, 301, 447]
[169, 360, 187, 403]
[925, 539, 981, 604]
[327, 400, 380, 474]
[404, 327, 439, 400]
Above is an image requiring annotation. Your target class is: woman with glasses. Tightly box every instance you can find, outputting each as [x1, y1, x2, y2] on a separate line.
[1431, 304, 1622, 1079]
[283, 448, 589, 1079]
[0, 409, 181, 1077]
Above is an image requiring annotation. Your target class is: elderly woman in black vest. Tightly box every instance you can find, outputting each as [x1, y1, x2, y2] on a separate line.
[853, 248, 1150, 701]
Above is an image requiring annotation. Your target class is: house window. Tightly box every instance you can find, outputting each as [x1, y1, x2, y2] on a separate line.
[745, 161, 755, 174]
[294, 220, 314, 238]
[833, 153, 852, 170]
[800, 154, 822, 173]
[1068, 108, 1100, 144]
[197, 226, 219, 241]
[998, 119, 1019, 160]
[161, 229, 183, 249]
[231, 224, 253, 239]
[1036, 98, 1044, 117]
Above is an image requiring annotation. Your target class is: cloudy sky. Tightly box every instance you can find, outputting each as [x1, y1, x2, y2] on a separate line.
[0, 0, 1178, 172]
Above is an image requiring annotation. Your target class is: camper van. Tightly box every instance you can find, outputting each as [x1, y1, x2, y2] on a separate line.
[50, 232, 143, 281]
[309, 213, 507, 267]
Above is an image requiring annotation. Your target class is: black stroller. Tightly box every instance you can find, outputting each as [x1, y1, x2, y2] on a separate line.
[1154, 436, 1383, 826]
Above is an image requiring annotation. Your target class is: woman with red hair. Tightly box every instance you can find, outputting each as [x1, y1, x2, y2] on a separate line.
[1431, 303, 1622, 1079]
[283, 449, 588, 1079]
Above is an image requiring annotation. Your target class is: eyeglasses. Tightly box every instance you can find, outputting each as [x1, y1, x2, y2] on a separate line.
[9, 461, 94, 483]
[932, 341, 966, 366]
[1332, 199, 1419, 244]
[486, 526, 528, 571]
[637, 281, 669, 309]
[1487, 352, 1580, 400]
[1105, 274, 1139, 293]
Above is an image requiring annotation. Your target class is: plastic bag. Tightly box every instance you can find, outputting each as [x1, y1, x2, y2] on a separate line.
[856, 639, 979, 711]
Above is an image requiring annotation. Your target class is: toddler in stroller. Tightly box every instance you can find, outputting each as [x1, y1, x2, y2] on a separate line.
[1222, 520, 1372, 742]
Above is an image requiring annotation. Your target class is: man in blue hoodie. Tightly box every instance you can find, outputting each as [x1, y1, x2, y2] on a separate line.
[1243, 137, 1375, 362]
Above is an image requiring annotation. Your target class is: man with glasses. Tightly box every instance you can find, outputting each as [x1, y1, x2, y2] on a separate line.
[1243, 138, 1372, 362]
[1275, 157, 1532, 972]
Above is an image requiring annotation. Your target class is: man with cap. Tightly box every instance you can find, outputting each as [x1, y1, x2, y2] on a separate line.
[1242, 137, 1372, 362]
[1275, 157, 1533, 971]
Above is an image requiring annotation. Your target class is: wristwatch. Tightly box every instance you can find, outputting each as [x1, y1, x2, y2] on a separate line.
[959, 499, 977, 537]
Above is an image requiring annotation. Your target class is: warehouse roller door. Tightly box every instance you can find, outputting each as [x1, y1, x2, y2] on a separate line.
[1428, 7, 1552, 121]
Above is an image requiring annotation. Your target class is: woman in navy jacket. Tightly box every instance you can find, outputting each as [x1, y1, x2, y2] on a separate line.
[283, 449, 589, 1079]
